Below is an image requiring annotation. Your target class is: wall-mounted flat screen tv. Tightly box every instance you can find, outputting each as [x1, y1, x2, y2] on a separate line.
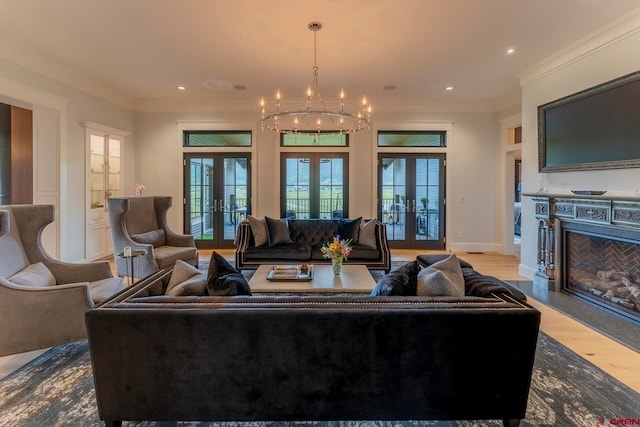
[538, 70, 640, 172]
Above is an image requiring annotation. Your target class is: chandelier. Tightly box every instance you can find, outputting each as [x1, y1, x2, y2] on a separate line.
[260, 22, 372, 136]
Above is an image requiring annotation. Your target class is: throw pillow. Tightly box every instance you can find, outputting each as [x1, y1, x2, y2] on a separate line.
[370, 260, 418, 296]
[206, 251, 251, 296]
[166, 259, 201, 295]
[416, 254, 465, 297]
[166, 274, 208, 297]
[8, 262, 56, 287]
[338, 217, 362, 242]
[206, 251, 241, 279]
[208, 273, 252, 296]
[358, 219, 378, 248]
[131, 229, 166, 248]
[248, 215, 269, 246]
[265, 217, 293, 246]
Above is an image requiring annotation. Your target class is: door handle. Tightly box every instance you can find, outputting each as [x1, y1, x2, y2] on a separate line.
[212, 199, 218, 212]
[219, 199, 225, 212]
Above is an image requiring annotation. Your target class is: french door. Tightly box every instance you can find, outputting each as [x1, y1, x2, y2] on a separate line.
[378, 153, 445, 249]
[281, 153, 348, 219]
[184, 153, 251, 248]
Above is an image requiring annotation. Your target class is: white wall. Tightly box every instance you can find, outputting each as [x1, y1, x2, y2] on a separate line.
[0, 57, 135, 261]
[135, 109, 502, 252]
[519, 20, 640, 278]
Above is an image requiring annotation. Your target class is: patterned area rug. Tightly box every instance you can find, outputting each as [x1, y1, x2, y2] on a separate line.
[0, 333, 638, 427]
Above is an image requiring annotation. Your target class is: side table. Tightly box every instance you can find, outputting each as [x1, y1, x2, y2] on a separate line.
[116, 249, 147, 286]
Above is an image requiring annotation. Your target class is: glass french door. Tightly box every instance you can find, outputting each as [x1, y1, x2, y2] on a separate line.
[281, 153, 348, 219]
[184, 153, 250, 248]
[378, 153, 445, 249]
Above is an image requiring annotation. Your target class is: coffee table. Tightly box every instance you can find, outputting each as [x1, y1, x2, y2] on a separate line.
[249, 264, 377, 293]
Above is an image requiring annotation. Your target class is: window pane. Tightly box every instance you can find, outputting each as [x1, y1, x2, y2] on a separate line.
[319, 158, 344, 219]
[381, 158, 406, 240]
[184, 131, 251, 147]
[282, 133, 347, 147]
[189, 157, 214, 240]
[378, 131, 445, 147]
[284, 157, 311, 219]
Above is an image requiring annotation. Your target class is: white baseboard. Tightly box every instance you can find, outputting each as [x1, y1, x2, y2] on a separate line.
[519, 263, 538, 280]
[448, 242, 502, 253]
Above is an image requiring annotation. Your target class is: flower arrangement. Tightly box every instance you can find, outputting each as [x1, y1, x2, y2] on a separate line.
[131, 182, 146, 196]
[321, 235, 353, 274]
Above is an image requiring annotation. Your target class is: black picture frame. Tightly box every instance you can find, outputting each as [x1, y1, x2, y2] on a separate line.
[538, 70, 640, 172]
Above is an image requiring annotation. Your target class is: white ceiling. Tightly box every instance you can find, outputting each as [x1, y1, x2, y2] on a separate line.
[1, 0, 639, 112]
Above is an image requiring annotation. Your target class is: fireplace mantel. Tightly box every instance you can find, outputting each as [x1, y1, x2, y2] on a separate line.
[522, 193, 640, 283]
[523, 193, 640, 227]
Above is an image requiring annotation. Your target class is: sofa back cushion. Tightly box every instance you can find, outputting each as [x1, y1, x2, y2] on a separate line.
[288, 219, 339, 246]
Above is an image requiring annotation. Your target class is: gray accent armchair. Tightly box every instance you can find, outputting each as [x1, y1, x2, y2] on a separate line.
[107, 196, 198, 280]
[0, 204, 123, 356]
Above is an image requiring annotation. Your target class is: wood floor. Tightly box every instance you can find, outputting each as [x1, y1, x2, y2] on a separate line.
[2, 249, 639, 397]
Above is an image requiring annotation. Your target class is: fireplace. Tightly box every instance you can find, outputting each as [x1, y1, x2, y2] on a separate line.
[561, 220, 640, 322]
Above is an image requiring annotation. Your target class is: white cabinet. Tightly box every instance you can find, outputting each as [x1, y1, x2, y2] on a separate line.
[85, 122, 129, 260]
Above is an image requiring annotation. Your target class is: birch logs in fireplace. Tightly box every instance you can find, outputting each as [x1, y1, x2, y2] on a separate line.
[571, 268, 640, 312]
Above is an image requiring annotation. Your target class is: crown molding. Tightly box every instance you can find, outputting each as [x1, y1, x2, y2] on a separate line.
[0, 38, 133, 110]
[518, 7, 640, 86]
[133, 97, 499, 114]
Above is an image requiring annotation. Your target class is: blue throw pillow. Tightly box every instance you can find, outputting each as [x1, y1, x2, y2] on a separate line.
[338, 217, 362, 242]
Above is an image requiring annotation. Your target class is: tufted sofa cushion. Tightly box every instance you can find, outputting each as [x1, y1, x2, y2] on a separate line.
[288, 219, 338, 246]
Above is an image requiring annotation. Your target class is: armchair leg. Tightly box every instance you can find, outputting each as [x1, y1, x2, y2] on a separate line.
[105, 420, 122, 427]
[503, 419, 521, 427]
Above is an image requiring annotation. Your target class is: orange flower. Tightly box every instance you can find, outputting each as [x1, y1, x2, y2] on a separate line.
[321, 235, 353, 261]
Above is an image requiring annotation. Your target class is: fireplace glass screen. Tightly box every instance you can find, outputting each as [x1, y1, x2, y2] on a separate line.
[565, 230, 640, 320]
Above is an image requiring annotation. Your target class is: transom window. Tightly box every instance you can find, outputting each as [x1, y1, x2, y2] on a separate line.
[378, 131, 445, 147]
[184, 131, 252, 147]
[281, 133, 348, 147]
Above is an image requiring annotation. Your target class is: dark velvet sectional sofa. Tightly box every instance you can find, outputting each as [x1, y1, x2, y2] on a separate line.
[85, 256, 540, 427]
[235, 217, 391, 272]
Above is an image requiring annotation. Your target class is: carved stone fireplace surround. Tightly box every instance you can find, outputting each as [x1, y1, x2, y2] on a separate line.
[527, 193, 640, 322]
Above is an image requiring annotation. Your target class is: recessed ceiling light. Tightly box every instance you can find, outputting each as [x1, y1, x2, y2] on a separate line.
[177, 86, 186, 91]
[506, 48, 516, 55]
[382, 85, 396, 91]
[445, 86, 454, 91]
[233, 85, 247, 91]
